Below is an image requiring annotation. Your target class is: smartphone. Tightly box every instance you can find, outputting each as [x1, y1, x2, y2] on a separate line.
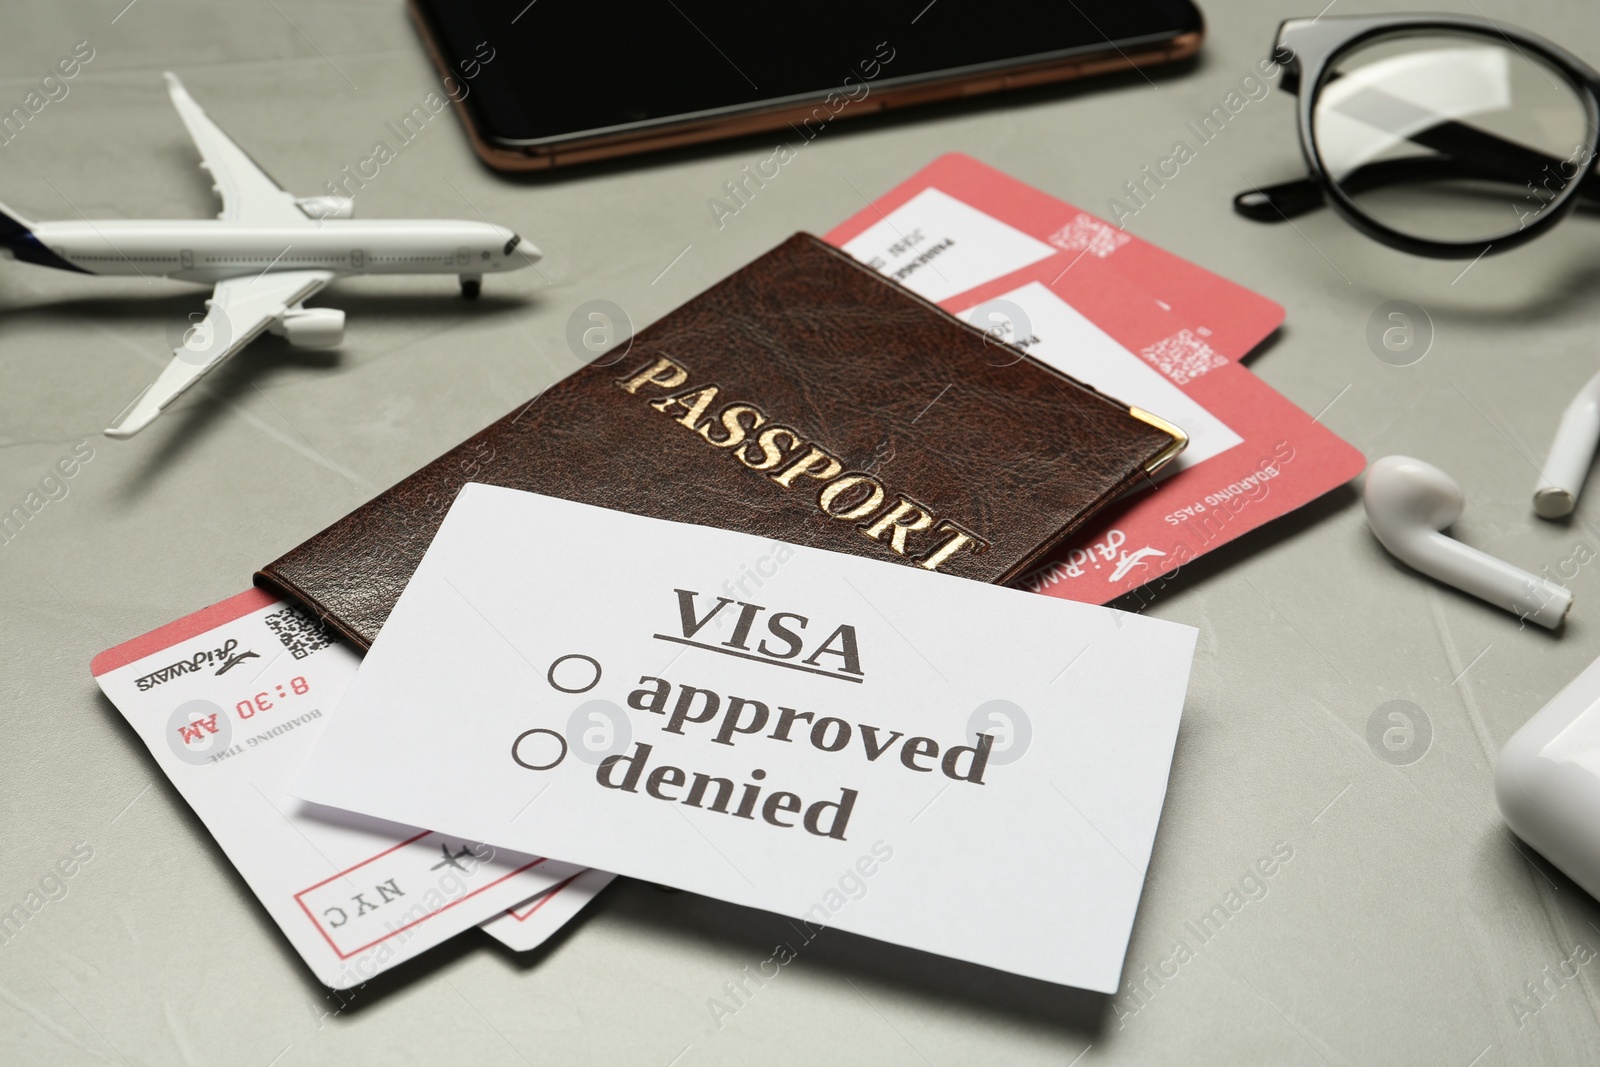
[409, 0, 1204, 171]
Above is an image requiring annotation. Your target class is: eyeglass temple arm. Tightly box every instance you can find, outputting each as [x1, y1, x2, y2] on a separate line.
[1234, 68, 1600, 221]
[1235, 162, 1600, 222]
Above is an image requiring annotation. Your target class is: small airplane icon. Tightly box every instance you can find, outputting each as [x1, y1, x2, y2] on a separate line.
[1108, 545, 1167, 583]
[212, 648, 260, 676]
[430, 843, 475, 872]
[0, 73, 538, 438]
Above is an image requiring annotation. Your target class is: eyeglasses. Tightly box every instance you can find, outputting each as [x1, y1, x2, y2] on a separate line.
[1233, 14, 1600, 259]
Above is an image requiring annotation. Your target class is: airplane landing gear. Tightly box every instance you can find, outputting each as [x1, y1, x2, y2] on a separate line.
[460, 274, 482, 299]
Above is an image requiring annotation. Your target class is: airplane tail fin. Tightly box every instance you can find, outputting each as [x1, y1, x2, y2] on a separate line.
[0, 198, 87, 273]
[0, 199, 35, 242]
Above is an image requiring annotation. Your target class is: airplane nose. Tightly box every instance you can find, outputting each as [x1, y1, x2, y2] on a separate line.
[503, 232, 541, 266]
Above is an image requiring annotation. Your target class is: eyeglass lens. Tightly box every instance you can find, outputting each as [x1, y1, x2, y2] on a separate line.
[1311, 31, 1594, 244]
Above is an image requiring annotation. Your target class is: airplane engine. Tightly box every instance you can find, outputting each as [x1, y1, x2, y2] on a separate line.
[296, 196, 354, 220]
[276, 307, 345, 348]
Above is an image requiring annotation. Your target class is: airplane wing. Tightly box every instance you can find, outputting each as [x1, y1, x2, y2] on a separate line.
[105, 269, 333, 438]
[164, 72, 308, 222]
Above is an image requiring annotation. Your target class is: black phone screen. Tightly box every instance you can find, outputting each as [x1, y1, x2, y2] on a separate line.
[415, 0, 1203, 146]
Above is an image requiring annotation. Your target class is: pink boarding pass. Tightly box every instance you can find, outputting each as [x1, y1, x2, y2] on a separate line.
[826, 153, 1363, 604]
[91, 589, 589, 987]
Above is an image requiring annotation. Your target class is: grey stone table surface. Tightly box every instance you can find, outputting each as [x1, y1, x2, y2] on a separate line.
[5, 1, 1600, 1064]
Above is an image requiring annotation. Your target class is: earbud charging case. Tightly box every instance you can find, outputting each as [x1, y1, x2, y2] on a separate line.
[1497, 655, 1600, 901]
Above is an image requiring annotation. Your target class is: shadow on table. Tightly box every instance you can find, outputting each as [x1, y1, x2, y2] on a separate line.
[482, 878, 1112, 1041]
[0, 288, 528, 494]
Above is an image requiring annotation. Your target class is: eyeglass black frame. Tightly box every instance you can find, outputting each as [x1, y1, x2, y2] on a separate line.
[1236, 14, 1600, 259]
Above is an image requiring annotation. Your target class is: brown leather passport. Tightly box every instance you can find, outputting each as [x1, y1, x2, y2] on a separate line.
[257, 233, 1185, 648]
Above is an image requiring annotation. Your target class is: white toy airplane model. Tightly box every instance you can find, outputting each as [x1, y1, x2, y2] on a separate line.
[0, 73, 537, 438]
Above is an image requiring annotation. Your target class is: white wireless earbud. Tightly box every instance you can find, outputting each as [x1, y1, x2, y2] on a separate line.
[1364, 455, 1573, 629]
[1534, 370, 1600, 519]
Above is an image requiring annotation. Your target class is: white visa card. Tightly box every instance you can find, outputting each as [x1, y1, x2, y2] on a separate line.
[91, 590, 589, 988]
[295, 486, 1198, 992]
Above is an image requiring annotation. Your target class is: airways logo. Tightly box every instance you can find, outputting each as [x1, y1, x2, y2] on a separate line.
[652, 589, 864, 683]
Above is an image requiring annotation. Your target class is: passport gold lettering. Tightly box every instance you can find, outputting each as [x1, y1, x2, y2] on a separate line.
[771, 446, 843, 489]
[916, 522, 986, 572]
[818, 475, 886, 520]
[738, 425, 803, 471]
[650, 384, 721, 428]
[861, 496, 934, 554]
[617, 357, 990, 571]
[618, 356, 689, 395]
[698, 403, 765, 448]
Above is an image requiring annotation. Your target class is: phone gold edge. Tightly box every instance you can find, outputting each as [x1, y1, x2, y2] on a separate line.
[407, 0, 1203, 173]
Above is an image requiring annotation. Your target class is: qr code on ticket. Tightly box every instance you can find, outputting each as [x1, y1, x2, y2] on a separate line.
[264, 604, 335, 660]
[1046, 214, 1131, 259]
[1138, 329, 1227, 386]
